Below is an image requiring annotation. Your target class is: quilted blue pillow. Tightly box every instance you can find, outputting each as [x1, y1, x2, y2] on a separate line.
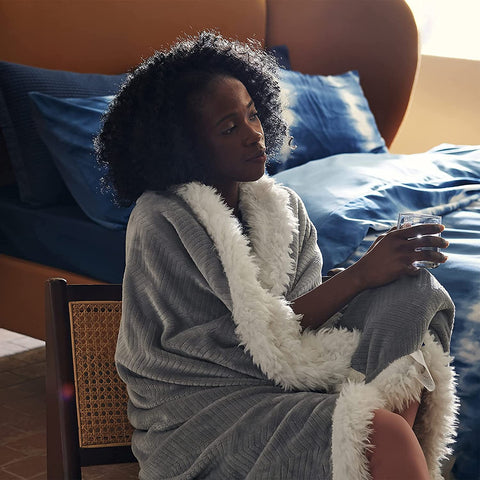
[29, 92, 132, 230]
[267, 69, 387, 174]
[0, 61, 126, 206]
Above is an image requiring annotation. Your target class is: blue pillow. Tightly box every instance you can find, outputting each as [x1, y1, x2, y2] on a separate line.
[267, 70, 387, 174]
[268, 45, 291, 70]
[0, 61, 127, 206]
[29, 92, 132, 230]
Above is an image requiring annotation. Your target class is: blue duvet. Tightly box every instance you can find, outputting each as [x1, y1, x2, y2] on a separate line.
[274, 144, 480, 479]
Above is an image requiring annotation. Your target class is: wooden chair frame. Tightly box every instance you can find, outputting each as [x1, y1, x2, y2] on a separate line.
[45, 278, 136, 479]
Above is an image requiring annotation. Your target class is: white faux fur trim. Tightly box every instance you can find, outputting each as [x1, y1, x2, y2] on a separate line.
[177, 177, 457, 478]
[412, 334, 458, 478]
[176, 176, 360, 391]
[332, 381, 384, 480]
[239, 180, 297, 296]
[332, 333, 457, 480]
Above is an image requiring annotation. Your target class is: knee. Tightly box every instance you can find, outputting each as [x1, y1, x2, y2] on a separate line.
[367, 408, 429, 479]
[369, 409, 416, 456]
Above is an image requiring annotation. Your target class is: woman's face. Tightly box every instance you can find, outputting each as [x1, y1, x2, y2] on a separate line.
[193, 76, 266, 196]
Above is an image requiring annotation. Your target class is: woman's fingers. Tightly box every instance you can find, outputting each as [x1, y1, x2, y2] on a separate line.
[397, 223, 445, 239]
[408, 235, 449, 250]
[413, 249, 448, 264]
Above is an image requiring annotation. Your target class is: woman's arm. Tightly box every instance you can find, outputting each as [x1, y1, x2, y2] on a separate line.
[293, 223, 449, 330]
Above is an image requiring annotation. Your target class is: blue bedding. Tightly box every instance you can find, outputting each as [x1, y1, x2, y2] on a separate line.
[0, 185, 126, 283]
[275, 144, 480, 479]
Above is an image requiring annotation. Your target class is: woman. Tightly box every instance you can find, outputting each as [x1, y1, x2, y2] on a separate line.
[96, 31, 457, 479]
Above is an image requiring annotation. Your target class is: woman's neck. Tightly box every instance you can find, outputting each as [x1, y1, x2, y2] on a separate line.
[210, 181, 240, 216]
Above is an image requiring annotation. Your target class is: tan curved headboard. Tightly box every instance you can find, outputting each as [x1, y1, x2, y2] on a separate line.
[0, 0, 267, 73]
[0, 0, 417, 145]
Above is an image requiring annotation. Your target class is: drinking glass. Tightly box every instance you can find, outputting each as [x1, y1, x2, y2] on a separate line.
[397, 213, 442, 269]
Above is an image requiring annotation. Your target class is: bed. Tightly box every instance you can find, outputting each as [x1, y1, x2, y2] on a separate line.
[0, 0, 479, 478]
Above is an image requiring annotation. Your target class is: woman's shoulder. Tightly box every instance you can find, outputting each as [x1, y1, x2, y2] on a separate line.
[127, 189, 189, 232]
[125, 189, 202, 256]
[136, 189, 174, 207]
[133, 189, 183, 215]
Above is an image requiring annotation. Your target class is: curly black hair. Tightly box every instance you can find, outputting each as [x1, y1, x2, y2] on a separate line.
[95, 30, 287, 206]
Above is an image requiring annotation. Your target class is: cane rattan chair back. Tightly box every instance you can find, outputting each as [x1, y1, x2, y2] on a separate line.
[45, 278, 137, 479]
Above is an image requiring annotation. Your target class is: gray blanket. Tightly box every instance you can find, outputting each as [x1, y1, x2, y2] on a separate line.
[116, 176, 457, 480]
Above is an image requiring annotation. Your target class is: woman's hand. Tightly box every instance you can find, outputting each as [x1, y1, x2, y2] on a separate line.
[293, 224, 449, 330]
[366, 226, 397, 253]
[349, 223, 449, 290]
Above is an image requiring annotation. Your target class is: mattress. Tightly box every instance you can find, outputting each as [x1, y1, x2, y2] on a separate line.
[0, 185, 126, 283]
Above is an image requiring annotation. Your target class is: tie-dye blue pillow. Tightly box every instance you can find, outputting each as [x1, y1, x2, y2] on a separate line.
[267, 70, 387, 174]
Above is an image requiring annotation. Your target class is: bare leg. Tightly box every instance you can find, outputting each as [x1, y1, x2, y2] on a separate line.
[368, 408, 429, 480]
[395, 400, 421, 428]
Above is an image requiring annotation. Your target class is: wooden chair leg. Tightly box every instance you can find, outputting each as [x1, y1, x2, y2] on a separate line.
[45, 278, 82, 480]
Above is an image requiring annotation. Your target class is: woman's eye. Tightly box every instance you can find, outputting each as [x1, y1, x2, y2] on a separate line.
[222, 125, 236, 135]
[250, 111, 259, 120]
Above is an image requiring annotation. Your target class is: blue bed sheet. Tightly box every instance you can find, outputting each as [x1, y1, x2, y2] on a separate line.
[0, 185, 126, 283]
[274, 144, 480, 479]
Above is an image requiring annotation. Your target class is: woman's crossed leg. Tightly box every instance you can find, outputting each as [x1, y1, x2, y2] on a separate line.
[368, 405, 429, 480]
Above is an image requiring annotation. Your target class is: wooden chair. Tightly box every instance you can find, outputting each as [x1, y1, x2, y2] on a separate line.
[45, 278, 137, 479]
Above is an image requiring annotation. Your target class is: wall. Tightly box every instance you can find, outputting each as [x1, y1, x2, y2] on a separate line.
[390, 55, 480, 154]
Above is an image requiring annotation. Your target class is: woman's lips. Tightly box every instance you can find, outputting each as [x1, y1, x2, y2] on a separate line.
[247, 151, 267, 163]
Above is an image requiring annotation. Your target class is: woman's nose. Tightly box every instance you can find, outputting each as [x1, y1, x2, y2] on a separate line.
[244, 125, 263, 145]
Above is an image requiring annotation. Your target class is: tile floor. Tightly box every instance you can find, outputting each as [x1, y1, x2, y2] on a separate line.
[0, 328, 139, 480]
